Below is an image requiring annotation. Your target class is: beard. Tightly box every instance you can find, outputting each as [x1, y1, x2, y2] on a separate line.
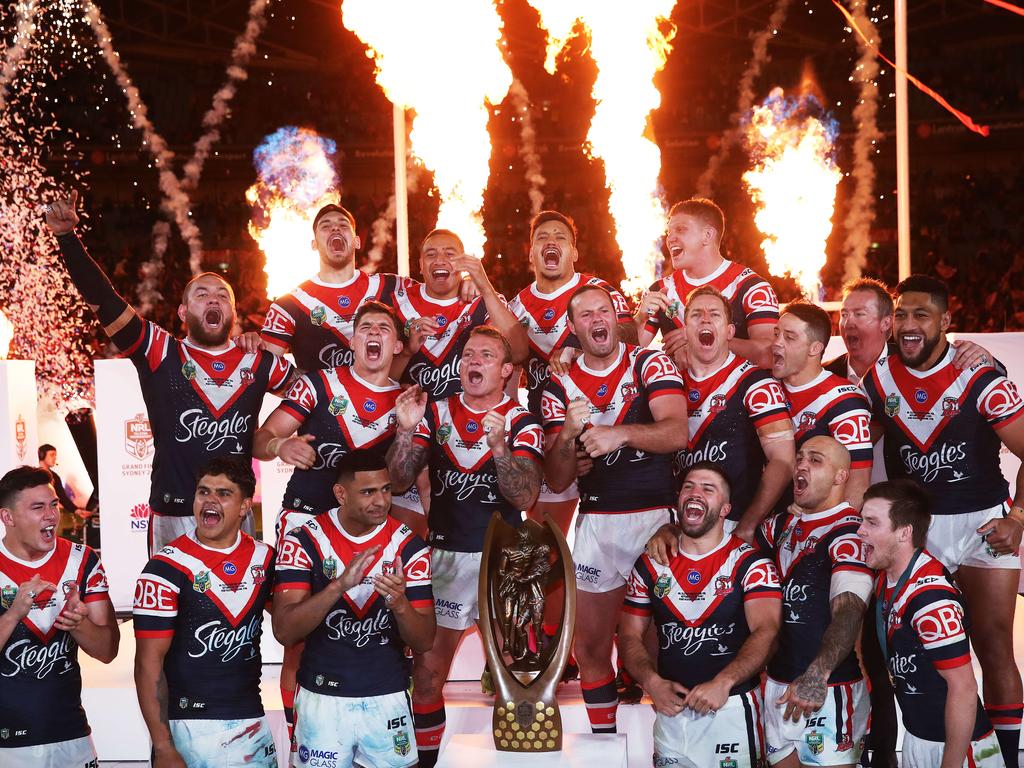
[185, 311, 232, 347]
[898, 330, 942, 368]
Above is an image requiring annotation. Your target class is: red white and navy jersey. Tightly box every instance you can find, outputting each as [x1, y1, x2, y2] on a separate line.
[412, 394, 544, 552]
[862, 344, 1024, 515]
[133, 533, 274, 721]
[682, 353, 791, 520]
[508, 273, 633, 415]
[542, 344, 685, 514]
[624, 534, 781, 695]
[388, 277, 496, 402]
[783, 370, 873, 469]
[278, 367, 401, 514]
[644, 260, 779, 340]
[274, 512, 431, 697]
[758, 504, 871, 685]
[260, 273, 399, 372]
[0, 539, 109, 748]
[876, 550, 991, 743]
[121, 322, 294, 516]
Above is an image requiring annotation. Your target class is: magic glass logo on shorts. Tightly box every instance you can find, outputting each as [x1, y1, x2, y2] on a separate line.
[298, 744, 339, 767]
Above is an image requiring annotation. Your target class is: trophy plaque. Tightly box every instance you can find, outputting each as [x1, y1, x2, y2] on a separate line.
[478, 513, 576, 753]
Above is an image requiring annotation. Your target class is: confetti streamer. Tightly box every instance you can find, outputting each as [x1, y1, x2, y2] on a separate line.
[984, 0, 1024, 17]
[0, 0, 39, 112]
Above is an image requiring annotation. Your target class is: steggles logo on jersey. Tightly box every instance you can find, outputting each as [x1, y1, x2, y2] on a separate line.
[313, 443, 351, 472]
[659, 621, 736, 655]
[323, 556, 338, 580]
[318, 343, 354, 370]
[327, 395, 349, 416]
[193, 570, 211, 594]
[325, 607, 392, 648]
[182, 360, 197, 381]
[436, 469, 500, 502]
[124, 413, 155, 460]
[409, 358, 462, 397]
[187, 615, 260, 663]
[311, 305, 327, 326]
[527, 358, 549, 390]
[174, 409, 251, 452]
[2, 633, 74, 680]
[898, 441, 968, 483]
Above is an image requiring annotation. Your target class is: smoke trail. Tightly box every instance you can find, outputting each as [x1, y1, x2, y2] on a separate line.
[696, 0, 793, 196]
[0, 0, 38, 113]
[364, 164, 421, 273]
[841, 0, 881, 282]
[507, 78, 546, 215]
[82, 0, 204, 272]
[136, 221, 170, 314]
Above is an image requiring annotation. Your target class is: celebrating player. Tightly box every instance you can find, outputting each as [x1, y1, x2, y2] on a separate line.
[0, 466, 118, 768]
[771, 302, 873, 509]
[44, 191, 295, 553]
[133, 458, 277, 768]
[273, 451, 434, 768]
[621, 463, 782, 768]
[386, 326, 544, 767]
[542, 284, 689, 734]
[859, 480, 1004, 767]
[636, 198, 779, 369]
[862, 274, 1024, 768]
[390, 228, 528, 401]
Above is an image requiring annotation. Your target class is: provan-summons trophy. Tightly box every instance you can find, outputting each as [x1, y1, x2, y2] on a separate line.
[478, 513, 576, 753]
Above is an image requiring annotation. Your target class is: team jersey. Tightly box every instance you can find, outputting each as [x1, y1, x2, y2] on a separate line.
[277, 367, 401, 514]
[274, 512, 432, 697]
[508, 273, 633, 415]
[758, 503, 871, 685]
[412, 394, 544, 552]
[0, 539, 109, 748]
[542, 343, 685, 514]
[388, 276, 496, 401]
[643, 259, 779, 340]
[862, 344, 1024, 515]
[133, 532, 274, 721]
[120, 322, 293, 516]
[783, 369, 873, 469]
[682, 353, 791, 520]
[876, 549, 991, 743]
[624, 534, 782, 695]
[260, 272, 399, 372]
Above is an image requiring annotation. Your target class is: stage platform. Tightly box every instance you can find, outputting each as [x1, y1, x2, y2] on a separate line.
[85, 598, 1024, 767]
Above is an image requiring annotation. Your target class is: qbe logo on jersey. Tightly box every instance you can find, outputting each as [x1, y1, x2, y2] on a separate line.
[125, 413, 154, 460]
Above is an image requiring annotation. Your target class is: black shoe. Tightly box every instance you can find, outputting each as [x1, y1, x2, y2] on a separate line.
[615, 672, 643, 704]
[560, 660, 579, 684]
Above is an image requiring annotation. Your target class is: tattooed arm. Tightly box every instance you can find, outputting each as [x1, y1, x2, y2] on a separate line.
[776, 590, 868, 722]
[386, 386, 430, 494]
[135, 635, 187, 767]
[494, 454, 542, 510]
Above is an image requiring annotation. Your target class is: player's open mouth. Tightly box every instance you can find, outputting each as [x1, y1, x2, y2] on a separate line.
[697, 329, 715, 348]
[366, 340, 382, 361]
[794, 473, 809, 495]
[862, 543, 874, 560]
[772, 351, 785, 368]
[542, 244, 560, 268]
[201, 507, 222, 527]
[681, 498, 707, 523]
[466, 369, 484, 385]
[40, 524, 55, 542]
[328, 234, 346, 253]
[431, 268, 451, 280]
[204, 308, 222, 327]
[899, 333, 924, 352]
[591, 326, 609, 344]
[669, 245, 683, 259]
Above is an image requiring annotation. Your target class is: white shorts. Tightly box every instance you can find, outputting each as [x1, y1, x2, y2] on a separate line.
[430, 549, 481, 631]
[151, 513, 255, 555]
[927, 502, 1019, 571]
[764, 677, 868, 766]
[276, 507, 316, 552]
[653, 688, 765, 768]
[170, 717, 276, 767]
[538, 478, 578, 504]
[391, 486, 424, 516]
[0, 735, 97, 768]
[901, 728, 1003, 767]
[293, 687, 416, 768]
[573, 508, 671, 593]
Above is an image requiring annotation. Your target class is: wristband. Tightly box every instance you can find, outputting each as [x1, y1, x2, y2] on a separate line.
[267, 437, 283, 457]
[1007, 506, 1024, 525]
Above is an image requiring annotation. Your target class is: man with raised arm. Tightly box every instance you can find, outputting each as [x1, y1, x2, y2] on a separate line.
[44, 192, 294, 553]
[386, 326, 544, 767]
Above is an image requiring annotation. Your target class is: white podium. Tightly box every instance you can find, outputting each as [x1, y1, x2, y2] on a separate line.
[0, 359, 38, 470]
[437, 734, 628, 768]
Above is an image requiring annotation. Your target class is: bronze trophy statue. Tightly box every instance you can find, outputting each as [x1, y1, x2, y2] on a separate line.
[478, 513, 576, 753]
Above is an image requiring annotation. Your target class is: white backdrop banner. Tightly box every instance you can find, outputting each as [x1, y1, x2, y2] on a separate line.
[0, 360, 39, 472]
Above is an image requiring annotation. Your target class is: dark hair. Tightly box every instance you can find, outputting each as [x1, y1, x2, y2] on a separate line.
[421, 228, 465, 255]
[0, 466, 54, 509]
[353, 300, 401, 336]
[312, 203, 356, 233]
[567, 283, 614, 323]
[182, 272, 234, 304]
[863, 479, 931, 547]
[467, 325, 513, 365]
[335, 450, 389, 484]
[895, 274, 949, 313]
[196, 457, 256, 499]
[680, 461, 732, 500]
[684, 285, 732, 325]
[38, 444, 56, 461]
[842, 277, 893, 318]
[530, 210, 578, 247]
[668, 198, 726, 245]
[782, 301, 831, 350]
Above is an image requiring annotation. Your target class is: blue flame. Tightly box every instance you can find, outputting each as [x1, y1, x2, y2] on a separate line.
[251, 126, 339, 208]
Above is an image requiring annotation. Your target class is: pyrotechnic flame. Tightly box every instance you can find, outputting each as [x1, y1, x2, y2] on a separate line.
[0, 310, 13, 359]
[742, 88, 842, 299]
[342, 1, 512, 256]
[527, 1, 676, 296]
[246, 127, 340, 299]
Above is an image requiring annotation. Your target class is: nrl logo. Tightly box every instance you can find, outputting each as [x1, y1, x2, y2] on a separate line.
[393, 731, 411, 757]
[885, 393, 900, 417]
[0, 585, 15, 609]
[436, 424, 452, 445]
[328, 396, 349, 416]
[192, 571, 212, 594]
[323, 556, 338, 580]
[653, 574, 672, 599]
[311, 305, 327, 326]
[124, 413, 154, 460]
[665, 300, 680, 319]
[181, 360, 197, 381]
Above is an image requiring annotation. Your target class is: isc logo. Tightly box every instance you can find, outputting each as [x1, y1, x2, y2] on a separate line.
[715, 743, 739, 754]
[387, 716, 408, 729]
[806, 716, 827, 728]
[134, 579, 175, 611]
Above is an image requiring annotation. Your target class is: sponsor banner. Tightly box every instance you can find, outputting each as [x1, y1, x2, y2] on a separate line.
[0, 360, 39, 471]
